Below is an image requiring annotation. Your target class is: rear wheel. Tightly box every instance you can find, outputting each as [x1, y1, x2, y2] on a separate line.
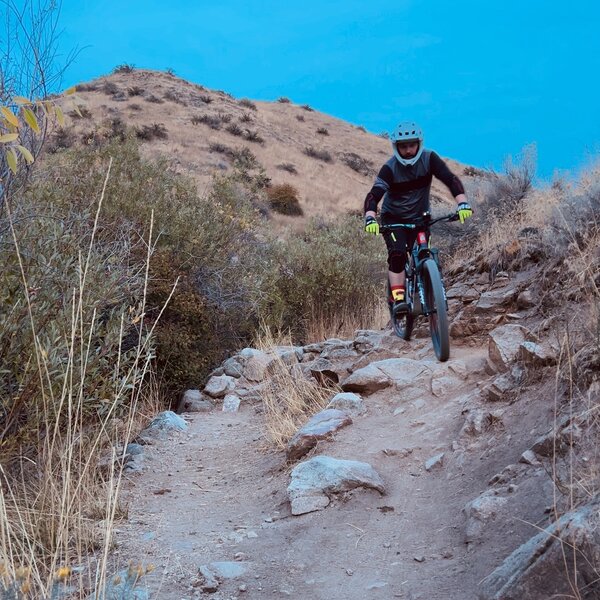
[387, 280, 414, 340]
[422, 259, 449, 361]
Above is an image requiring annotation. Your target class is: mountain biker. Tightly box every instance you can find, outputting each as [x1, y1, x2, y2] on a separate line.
[363, 121, 473, 312]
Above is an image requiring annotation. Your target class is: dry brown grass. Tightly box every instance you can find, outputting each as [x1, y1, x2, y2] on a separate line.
[0, 166, 166, 598]
[254, 326, 335, 449]
[61, 69, 464, 228]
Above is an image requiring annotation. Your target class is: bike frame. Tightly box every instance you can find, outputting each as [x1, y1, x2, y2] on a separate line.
[380, 212, 457, 317]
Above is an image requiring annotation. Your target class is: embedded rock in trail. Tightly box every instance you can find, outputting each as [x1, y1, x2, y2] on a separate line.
[326, 392, 366, 417]
[488, 325, 533, 372]
[446, 281, 481, 303]
[353, 329, 403, 354]
[222, 393, 241, 413]
[288, 455, 385, 515]
[464, 491, 509, 544]
[479, 498, 600, 600]
[204, 374, 236, 398]
[222, 356, 244, 378]
[341, 358, 429, 395]
[286, 409, 353, 461]
[137, 411, 187, 442]
[178, 389, 213, 413]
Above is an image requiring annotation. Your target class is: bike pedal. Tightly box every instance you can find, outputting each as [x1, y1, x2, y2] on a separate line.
[392, 302, 409, 316]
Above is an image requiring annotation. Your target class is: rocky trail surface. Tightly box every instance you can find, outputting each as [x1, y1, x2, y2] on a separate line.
[112, 313, 565, 599]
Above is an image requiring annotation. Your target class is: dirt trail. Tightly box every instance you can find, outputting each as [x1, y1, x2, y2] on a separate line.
[115, 338, 552, 599]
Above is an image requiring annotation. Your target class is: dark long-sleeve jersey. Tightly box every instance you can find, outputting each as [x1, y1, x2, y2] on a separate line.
[363, 149, 465, 221]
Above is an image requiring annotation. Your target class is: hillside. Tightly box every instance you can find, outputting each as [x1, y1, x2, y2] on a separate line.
[62, 68, 467, 227]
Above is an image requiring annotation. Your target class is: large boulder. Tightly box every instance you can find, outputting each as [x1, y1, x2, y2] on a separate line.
[479, 499, 600, 599]
[286, 409, 353, 461]
[288, 456, 385, 515]
[204, 374, 236, 398]
[475, 286, 518, 314]
[341, 358, 430, 395]
[138, 411, 187, 442]
[177, 389, 214, 413]
[239, 348, 272, 382]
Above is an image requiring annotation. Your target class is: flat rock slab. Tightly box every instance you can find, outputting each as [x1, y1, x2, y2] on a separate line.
[479, 499, 600, 599]
[341, 358, 430, 395]
[222, 393, 241, 413]
[286, 409, 353, 461]
[288, 455, 385, 515]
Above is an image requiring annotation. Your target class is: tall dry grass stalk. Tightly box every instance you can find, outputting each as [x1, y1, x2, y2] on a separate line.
[304, 298, 390, 342]
[254, 324, 337, 449]
[0, 161, 173, 598]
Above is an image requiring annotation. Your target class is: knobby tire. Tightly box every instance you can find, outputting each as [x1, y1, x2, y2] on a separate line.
[422, 259, 450, 361]
[387, 281, 414, 340]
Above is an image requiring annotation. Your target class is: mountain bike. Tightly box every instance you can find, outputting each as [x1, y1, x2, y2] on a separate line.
[380, 212, 459, 362]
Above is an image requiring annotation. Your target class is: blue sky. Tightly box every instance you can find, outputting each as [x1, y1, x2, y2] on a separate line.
[53, 0, 600, 179]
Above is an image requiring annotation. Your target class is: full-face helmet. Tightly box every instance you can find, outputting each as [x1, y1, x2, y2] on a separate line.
[390, 121, 424, 166]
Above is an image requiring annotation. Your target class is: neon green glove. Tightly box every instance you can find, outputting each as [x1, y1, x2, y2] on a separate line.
[457, 202, 473, 224]
[364, 215, 380, 235]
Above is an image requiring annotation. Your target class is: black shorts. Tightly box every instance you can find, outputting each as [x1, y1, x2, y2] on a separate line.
[381, 214, 429, 273]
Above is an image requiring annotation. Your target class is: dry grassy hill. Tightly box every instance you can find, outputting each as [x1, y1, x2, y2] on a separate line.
[61, 68, 467, 228]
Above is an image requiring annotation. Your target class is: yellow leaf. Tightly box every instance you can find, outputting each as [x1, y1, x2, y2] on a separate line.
[55, 105, 65, 127]
[16, 145, 34, 164]
[13, 96, 31, 105]
[1, 106, 19, 128]
[22, 107, 40, 133]
[6, 148, 18, 174]
[65, 86, 77, 95]
[0, 133, 19, 143]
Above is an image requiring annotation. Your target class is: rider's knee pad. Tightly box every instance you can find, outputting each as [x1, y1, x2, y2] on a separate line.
[388, 251, 406, 274]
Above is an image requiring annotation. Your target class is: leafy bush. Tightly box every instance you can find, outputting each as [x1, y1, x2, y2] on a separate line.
[239, 98, 257, 111]
[357, 125, 366, 132]
[304, 146, 333, 163]
[301, 104, 313, 112]
[261, 216, 384, 340]
[316, 127, 329, 136]
[197, 94, 213, 104]
[277, 162, 298, 174]
[266, 183, 303, 216]
[277, 97, 291, 103]
[240, 113, 253, 123]
[464, 165, 485, 177]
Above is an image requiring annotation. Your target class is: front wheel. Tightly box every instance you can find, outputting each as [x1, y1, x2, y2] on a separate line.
[422, 259, 450, 361]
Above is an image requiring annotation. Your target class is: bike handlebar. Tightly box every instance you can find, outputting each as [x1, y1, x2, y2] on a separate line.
[379, 212, 459, 233]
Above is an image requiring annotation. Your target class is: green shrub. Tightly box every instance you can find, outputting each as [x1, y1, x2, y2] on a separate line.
[127, 85, 145, 96]
[266, 184, 303, 216]
[316, 127, 329, 136]
[277, 97, 291, 103]
[259, 216, 384, 340]
[191, 114, 221, 129]
[340, 152, 374, 176]
[226, 123, 244, 137]
[301, 104, 313, 112]
[135, 123, 168, 141]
